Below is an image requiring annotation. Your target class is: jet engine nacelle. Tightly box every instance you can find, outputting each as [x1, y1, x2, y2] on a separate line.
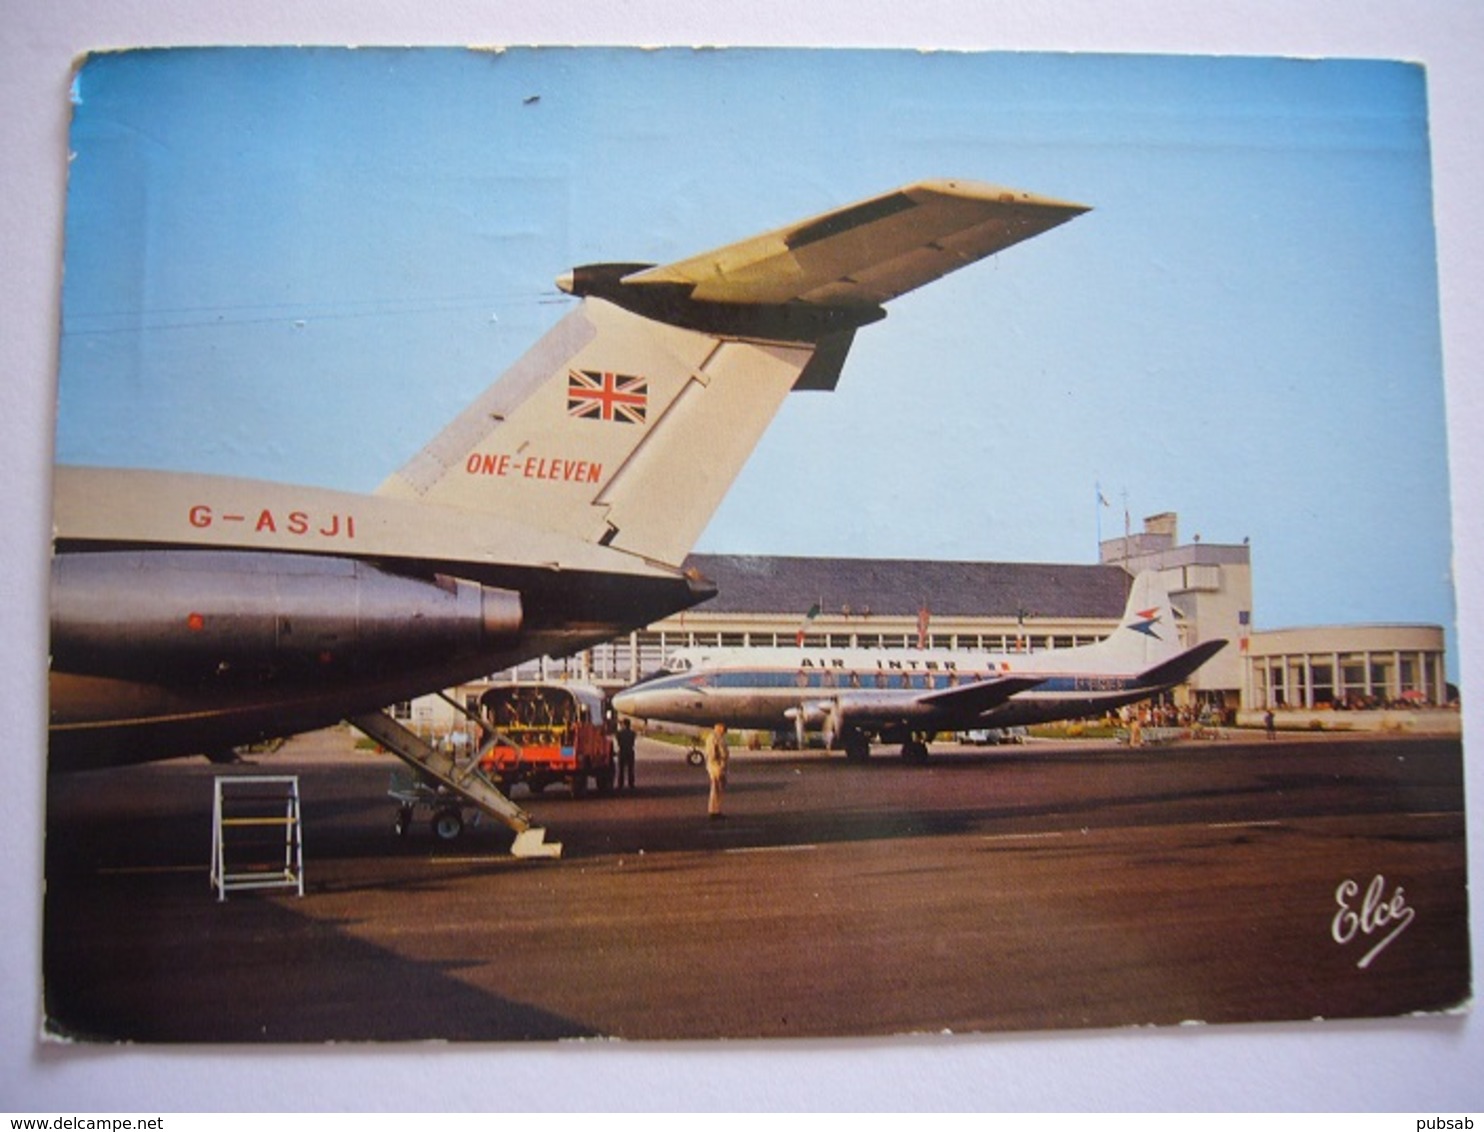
[51, 550, 523, 680]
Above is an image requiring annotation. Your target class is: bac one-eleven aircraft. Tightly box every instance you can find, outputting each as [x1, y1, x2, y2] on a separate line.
[612, 571, 1227, 762]
[50, 180, 1089, 789]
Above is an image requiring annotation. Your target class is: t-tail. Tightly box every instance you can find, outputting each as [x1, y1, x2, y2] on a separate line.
[376, 180, 1088, 567]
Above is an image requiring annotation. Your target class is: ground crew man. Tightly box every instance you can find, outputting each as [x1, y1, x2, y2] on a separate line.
[704, 722, 729, 818]
[614, 718, 637, 790]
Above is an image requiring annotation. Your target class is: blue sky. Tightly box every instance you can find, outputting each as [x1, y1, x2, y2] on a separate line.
[56, 47, 1452, 654]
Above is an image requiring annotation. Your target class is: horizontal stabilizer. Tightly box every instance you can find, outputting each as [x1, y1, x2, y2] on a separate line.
[920, 675, 1045, 714]
[618, 179, 1089, 309]
[1135, 640, 1228, 689]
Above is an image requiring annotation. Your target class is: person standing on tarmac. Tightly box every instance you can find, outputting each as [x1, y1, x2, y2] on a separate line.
[704, 722, 729, 819]
[614, 718, 637, 791]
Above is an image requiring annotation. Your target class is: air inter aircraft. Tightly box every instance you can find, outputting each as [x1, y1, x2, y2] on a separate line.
[612, 571, 1227, 762]
[50, 179, 1089, 772]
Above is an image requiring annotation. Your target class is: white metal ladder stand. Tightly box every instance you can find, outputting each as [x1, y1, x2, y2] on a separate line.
[210, 775, 306, 901]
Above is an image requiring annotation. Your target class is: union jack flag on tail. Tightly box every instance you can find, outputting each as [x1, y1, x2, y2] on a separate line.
[567, 369, 648, 424]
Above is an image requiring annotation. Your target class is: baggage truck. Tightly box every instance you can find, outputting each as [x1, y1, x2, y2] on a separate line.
[477, 682, 615, 797]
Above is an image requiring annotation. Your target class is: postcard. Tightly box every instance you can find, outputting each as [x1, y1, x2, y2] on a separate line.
[44, 46, 1468, 1045]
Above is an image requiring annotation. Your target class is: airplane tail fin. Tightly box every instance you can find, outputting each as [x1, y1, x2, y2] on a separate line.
[1082, 570, 1186, 672]
[377, 180, 1087, 567]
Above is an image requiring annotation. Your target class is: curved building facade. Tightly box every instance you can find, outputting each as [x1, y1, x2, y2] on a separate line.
[1245, 624, 1449, 710]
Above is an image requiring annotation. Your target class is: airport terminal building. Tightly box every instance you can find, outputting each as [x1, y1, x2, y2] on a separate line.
[576, 512, 1251, 712]
[413, 511, 1452, 736]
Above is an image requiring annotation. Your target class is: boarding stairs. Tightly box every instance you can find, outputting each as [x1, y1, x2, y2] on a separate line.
[347, 708, 561, 858]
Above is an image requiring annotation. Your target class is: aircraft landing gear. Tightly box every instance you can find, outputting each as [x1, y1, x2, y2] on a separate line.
[843, 730, 870, 762]
[901, 737, 930, 764]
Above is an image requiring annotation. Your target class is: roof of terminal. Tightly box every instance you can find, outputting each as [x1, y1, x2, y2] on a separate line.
[682, 555, 1131, 620]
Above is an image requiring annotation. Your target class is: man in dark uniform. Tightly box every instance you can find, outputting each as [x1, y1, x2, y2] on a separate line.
[614, 718, 638, 791]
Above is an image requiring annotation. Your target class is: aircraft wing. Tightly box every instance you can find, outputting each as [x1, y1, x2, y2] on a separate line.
[917, 675, 1046, 715]
[621, 179, 1089, 307]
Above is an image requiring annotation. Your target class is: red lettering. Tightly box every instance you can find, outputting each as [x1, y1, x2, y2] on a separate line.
[465, 453, 512, 476]
[486, 455, 605, 483]
[190, 504, 356, 539]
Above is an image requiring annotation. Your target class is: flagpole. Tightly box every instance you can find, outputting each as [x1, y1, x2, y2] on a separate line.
[1095, 481, 1103, 554]
[1122, 489, 1131, 569]
[1096, 482, 1113, 561]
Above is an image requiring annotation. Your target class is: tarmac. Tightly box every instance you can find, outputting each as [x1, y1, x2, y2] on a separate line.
[41, 728, 1470, 1043]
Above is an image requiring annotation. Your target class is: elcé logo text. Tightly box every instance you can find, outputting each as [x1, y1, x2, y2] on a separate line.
[1331, 873, 1415, 969]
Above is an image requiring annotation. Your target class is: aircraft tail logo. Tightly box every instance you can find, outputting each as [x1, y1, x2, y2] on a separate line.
[1128, 607, 1163, 639]
[567, 369, 648, 424]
